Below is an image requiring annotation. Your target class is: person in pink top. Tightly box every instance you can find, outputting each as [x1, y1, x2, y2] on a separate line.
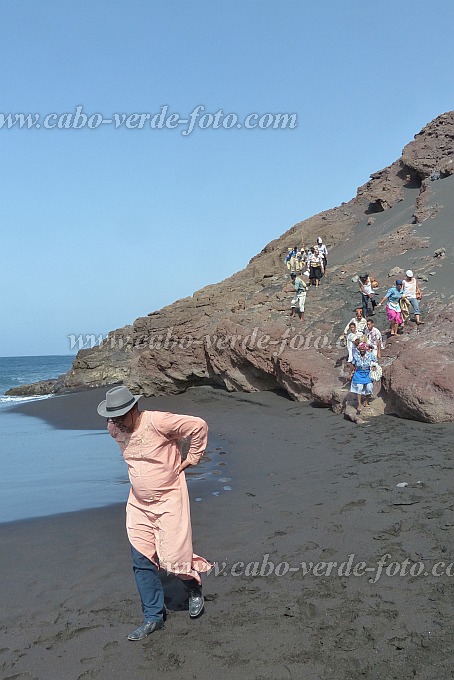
[97, 386, 212, 641]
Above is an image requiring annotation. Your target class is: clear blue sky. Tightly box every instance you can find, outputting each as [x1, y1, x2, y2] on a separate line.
[1, 0, 453, 356]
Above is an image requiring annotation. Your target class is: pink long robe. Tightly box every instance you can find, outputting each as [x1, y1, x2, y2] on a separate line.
[108, 410, 212, 583]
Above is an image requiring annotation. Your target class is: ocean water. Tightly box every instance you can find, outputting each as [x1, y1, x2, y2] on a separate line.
[0, 355, 127, 523]
[0, 411, 130, 523]
[0, 356, 229, 523]
[0, 354, 74, 405]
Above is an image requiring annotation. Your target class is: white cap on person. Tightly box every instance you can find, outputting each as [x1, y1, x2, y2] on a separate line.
[406, 269, 413, 278]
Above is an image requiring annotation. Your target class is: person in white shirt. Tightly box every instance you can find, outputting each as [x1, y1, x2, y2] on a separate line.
[402, 270, 424, 325]
[343, 308, 368, 336]
[316, 237, 328, 272]
[346, 322, 362, 363]
[366, 318, 383, 358]
[358, 273, 377, 318]
[307, 246, 324, 286]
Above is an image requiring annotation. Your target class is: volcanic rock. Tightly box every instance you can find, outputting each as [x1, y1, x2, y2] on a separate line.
[10, 112, 454, 423]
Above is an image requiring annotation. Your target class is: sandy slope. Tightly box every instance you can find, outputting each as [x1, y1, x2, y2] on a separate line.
[2, 387, 454, 679]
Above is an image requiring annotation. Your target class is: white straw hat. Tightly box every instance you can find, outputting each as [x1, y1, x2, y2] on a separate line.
[406, 270, 413, 278]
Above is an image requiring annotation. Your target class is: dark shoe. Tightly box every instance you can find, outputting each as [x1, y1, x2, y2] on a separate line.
[188, 588, 204, 618]
[127, 619, 165, 641]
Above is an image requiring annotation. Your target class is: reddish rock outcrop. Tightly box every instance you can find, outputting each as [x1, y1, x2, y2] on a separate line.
[402, 112, 454, 179]
[382, 304, 454, 423]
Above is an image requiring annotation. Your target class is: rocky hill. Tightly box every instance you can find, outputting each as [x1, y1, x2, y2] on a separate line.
[10, 112, 454, 422]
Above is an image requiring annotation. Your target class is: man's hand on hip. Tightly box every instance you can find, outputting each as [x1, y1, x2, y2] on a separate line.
[178, 460, 192, 474]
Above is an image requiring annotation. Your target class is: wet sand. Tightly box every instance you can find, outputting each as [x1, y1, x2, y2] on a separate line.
[2, 387, 454, 679]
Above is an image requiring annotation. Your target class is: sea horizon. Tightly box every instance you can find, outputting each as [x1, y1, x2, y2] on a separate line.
[0, 353, 77, 358]
[0, 354, 75, 403]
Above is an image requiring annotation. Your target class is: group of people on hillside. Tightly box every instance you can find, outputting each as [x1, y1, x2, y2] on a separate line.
[284, 243, 426, 413]
[286, 238, 329, 322]
[342, 270, 424, 413]
[285, 237, 328, 287]
[342, 308, 382, 412]
[357, 270, 424, 334]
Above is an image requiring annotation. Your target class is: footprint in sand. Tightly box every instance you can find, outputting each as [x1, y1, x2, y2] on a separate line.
[300, 541, 320, 550]
[340, 499, 366, 513]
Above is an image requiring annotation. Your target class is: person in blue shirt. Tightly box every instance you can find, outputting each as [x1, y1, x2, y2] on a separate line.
[377, 279, 407, 336]
[284, 247, 298, 271]
[349, 342, 375, 412]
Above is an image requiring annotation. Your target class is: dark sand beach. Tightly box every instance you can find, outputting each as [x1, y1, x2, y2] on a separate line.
[2, 388, 454, 679]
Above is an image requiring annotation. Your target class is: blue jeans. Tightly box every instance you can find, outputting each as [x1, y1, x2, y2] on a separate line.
[407, 297, 420, 315]
[361, 293, 375, 318]
[131, 545, 165, 622]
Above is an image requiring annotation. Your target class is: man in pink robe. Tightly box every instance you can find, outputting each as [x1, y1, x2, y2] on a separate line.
[97, 386, 212, 641]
